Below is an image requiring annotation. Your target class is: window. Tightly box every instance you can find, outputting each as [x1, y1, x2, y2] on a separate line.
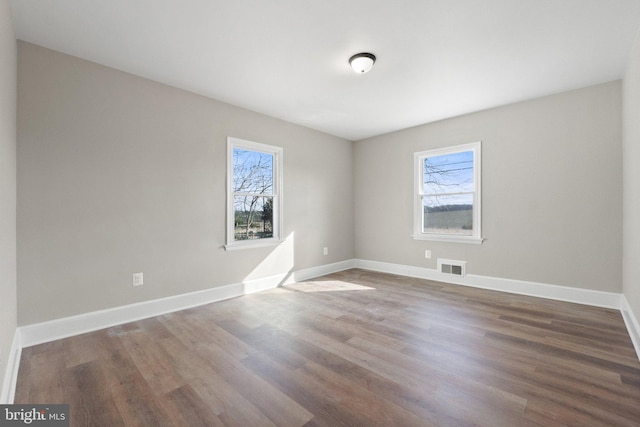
[413, 141, 482, 244]
[226, 137, 283, 250]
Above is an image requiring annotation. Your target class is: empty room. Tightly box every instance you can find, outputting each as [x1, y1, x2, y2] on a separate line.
[2, 0, 640, 426]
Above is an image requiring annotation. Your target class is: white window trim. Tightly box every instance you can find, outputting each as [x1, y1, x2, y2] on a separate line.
[412, 141, 483, 244]
[225, 137, 283, 251]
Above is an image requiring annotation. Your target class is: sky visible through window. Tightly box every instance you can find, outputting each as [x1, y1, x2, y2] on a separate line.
[423, 150, 474, 234]
[233, 148, 274, 240]
[233, 148, 273, 193]
[423, 150, 474, 200]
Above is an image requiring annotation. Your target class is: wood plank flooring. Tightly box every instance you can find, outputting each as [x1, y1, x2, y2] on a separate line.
[15, 269, 640, 426]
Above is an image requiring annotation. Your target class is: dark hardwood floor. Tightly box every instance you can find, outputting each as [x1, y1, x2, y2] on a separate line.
[15, 269, 640, 426]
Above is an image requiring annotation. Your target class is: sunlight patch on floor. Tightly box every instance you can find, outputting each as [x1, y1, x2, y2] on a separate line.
[284, 280, 375, 292]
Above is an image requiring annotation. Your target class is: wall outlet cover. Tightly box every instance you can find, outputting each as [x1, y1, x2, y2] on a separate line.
[133, 272, 144, 287]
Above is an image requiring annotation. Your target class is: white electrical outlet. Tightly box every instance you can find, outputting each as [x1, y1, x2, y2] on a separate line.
[133, 272, 144, 287]
[323, 247, 329, 256]
[425, 250, 432, 259]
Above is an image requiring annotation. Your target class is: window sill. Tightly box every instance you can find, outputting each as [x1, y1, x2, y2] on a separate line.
[224, 238, 284, 251]
[411, 234, 484, 244]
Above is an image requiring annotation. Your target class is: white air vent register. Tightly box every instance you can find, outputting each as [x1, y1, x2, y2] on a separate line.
[437, 259, 467, 277]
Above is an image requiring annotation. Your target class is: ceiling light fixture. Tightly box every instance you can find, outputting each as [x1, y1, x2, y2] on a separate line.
[349, 52, 376, 74]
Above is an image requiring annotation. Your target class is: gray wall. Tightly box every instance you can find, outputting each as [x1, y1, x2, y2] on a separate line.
[0, 0, 17, 394]
[17, 42, 354, 325]
[354, 82, 622, 292]
[13, 36, 634, 326]
[623, 30, 640, 320]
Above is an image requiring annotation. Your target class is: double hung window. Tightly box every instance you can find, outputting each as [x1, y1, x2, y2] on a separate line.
[413, 142, 482, 243]
[226, 137, 282, 249]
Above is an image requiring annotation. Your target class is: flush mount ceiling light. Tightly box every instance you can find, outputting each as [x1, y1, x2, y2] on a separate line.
[349, 52, 376, 74]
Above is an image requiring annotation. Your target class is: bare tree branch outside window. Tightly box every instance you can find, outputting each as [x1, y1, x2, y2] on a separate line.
[233, 148, 274, 240]
[422, 150, 475, 234]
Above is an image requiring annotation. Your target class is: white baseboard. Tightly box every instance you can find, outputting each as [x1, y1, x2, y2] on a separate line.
[353, 259, 622, 309]
[19, 259, 356, 348]
[0, 329, 21, 404]
[621, 295, 640, 361]
[12, 255, 639, 406]
[291, 259, 356, 282]
[20, 282, 243, 348]
[241, 259, 356, 293]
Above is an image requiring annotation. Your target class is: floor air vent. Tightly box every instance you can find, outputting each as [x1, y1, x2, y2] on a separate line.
[437, 259, 467, 277]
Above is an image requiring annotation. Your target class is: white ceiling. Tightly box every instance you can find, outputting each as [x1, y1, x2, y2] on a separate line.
[10, 0, 640, 141]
